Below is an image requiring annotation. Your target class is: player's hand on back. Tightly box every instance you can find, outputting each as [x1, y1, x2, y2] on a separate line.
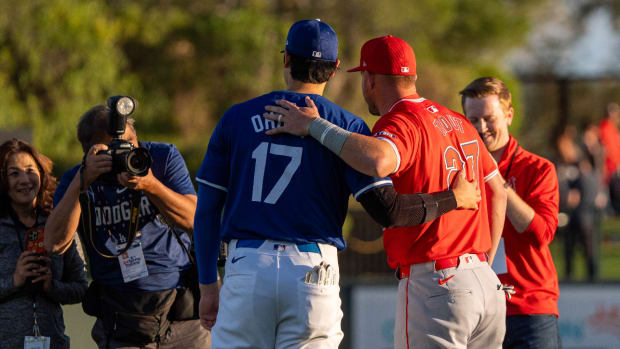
[452, 170, 480, 210]
[264, 96, 320, 136]
[199, 282, 220, 330]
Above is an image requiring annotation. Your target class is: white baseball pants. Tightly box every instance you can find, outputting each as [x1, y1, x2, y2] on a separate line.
[212, 239, 343, 349]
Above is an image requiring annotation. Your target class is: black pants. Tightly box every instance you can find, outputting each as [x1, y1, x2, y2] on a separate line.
[92, 318, 210, 349]
[564, 212, 600, 281]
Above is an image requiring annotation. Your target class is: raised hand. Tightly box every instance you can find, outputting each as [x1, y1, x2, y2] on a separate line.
[82, 144, 113, 188]
[263, 96, 320, 137]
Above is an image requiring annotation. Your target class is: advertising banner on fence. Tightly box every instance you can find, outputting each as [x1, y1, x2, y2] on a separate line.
[350, 283, 620, 349]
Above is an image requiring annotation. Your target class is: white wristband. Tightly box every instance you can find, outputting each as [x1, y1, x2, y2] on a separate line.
[308, 118, 351, 155]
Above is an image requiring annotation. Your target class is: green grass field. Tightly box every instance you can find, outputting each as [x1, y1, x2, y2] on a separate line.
[62, 303, 96, 348]
[551, 215, 620, 281]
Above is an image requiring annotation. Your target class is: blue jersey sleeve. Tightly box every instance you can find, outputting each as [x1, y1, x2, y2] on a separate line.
[53, 166, 79, 206]
[162, 144, 196, 196]
[342, 118, 393, 199]
[194, 184, 226, 284]
[196, 114, 229, 192]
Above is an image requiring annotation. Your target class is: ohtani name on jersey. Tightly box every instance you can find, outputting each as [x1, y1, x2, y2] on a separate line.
[93, 196, 154, 226]
[251, 114, 283, 133]
[433, 115, 464, 136]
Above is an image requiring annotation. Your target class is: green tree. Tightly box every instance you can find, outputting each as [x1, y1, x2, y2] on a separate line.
[0, 0, 546, 175]
[0, 0, 139, 170]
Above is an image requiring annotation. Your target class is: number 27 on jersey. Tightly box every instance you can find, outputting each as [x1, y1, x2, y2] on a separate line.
[443, 140, 479, 188]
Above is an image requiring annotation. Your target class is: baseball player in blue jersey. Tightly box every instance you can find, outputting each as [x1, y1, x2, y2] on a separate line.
[194, 19, 480, 348]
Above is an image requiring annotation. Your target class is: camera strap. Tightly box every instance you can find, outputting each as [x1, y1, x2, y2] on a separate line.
[79, 191, 141, 258]
[158, 214, 195, 265]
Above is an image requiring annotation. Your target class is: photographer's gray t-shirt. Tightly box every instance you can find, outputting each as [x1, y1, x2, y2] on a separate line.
[54, 141, 195, 292]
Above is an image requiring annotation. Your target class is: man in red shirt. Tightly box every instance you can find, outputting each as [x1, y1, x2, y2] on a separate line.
[460, 77, 561, 349]
[265, 36, 507, 349]
[599, 102, 620, 213]
[599, 102, 620, 183]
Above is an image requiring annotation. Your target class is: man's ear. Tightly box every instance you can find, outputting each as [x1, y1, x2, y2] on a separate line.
[330, 59, 340, 78]
[283, 51, 291, 68]
[506, 107, 515, 127]
[365, 71, 376, 89]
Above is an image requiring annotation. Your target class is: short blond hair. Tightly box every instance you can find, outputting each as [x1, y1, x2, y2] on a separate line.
[459, 77, 512, 114]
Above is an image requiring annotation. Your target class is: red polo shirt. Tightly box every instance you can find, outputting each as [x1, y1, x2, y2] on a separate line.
[496, 136, 560, 316]
[599, 118, 620, 182]
[372, 95, 498, 269]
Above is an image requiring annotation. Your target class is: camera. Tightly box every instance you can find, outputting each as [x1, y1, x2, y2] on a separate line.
[96, 95, 152, 183]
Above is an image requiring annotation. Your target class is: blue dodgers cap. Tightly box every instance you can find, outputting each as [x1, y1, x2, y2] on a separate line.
[285, 19, 338, 62]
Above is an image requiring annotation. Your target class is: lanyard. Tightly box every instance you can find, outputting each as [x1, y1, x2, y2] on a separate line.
[79, 189, 141, 258]
[502, 145, 520, 179]
[32, 299, 41, 336]
[7, 211, 44, 337]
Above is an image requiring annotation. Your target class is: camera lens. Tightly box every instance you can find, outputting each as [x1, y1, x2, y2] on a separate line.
[116, 97, 135, 116]
[126, 148, 152, 176]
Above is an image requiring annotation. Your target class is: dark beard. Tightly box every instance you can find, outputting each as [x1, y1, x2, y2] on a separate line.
[368, 103, 380, 116]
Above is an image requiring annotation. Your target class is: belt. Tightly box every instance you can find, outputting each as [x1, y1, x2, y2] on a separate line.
[398, 253, 487, 279]
[235, 239, 321, 254]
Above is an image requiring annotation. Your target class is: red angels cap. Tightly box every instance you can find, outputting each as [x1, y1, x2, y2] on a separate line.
[347, 35, 416, 76]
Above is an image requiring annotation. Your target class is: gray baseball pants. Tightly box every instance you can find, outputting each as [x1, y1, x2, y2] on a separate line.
[394, 253, 506, 349]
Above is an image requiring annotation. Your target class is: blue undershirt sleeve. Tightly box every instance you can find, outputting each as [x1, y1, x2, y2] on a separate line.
[194, 183, 227, 284]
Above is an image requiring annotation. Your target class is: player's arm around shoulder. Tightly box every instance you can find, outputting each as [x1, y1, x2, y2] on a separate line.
[359, 170, 480, 228]
[339, 132, 398, 178]
[264, 96, 398, 177]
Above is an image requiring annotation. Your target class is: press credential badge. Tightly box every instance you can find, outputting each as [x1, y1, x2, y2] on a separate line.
[24, 336, 50, 349]
[118, 241, 148, 283]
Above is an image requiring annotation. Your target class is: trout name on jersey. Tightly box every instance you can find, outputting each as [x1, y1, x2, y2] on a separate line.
[433, 114, 464, 136]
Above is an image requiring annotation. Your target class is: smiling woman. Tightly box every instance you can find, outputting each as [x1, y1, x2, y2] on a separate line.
[0, 138, 87, 349]
[0, 140, 55, 220]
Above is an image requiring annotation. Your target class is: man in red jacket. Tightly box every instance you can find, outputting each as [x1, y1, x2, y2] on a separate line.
[460, 77, 560, 348]
[599, 102, 620, 213]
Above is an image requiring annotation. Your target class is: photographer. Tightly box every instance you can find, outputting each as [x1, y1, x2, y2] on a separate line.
[44, 100, 210, 348]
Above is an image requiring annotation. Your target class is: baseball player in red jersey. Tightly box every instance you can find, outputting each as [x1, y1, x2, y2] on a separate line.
[460, 77, 561, 348]
[264, 36, 507, 349]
